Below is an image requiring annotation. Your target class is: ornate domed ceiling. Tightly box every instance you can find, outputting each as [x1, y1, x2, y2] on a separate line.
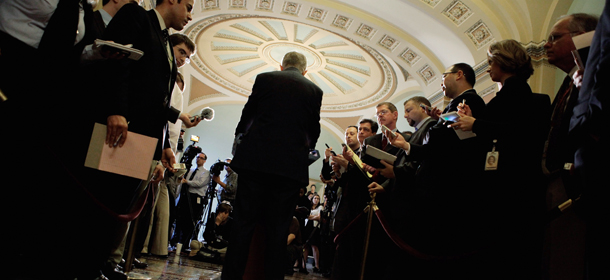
[135, 0, 600, 182]
[186, 15, 395, 112]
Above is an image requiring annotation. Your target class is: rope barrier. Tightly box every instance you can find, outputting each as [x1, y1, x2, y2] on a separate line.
[334, 194, 575, 263]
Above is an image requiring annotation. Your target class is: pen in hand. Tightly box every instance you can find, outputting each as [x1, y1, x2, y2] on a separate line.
[113, 121, 130, 147]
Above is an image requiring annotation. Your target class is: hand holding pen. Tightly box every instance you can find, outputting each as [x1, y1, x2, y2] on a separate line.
[106, 115, 129, 148]
[456, 99, 473, 117]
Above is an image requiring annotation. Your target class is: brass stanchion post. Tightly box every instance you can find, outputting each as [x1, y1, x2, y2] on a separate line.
[359, 193, 378, 280]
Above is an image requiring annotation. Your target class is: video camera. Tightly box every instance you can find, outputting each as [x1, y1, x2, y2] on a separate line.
[210, 160, 230, 177]
[180, 135, 202, 170]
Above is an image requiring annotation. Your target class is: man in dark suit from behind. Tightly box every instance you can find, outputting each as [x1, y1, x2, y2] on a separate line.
[222, 51, 323, 280]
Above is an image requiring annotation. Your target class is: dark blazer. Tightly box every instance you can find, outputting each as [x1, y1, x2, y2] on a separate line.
[569, 0, 610, 225]
[90, 10, 106, 41]
[361, 130, 411, 169]
[398, 89, 488, 255]
[409, 117, 435, 145]
[570, 0, 610, 153]
[100, 3, 179, 160]
[473, 76, 550, 177]
[231, 67, 323, 186]
[408, 89, 487, 186]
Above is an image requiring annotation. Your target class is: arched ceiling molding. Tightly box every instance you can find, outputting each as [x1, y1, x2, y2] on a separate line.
[539, 0, 572, 41]
[187, 0, 434, 95]
[477, 0, 537, 42]
[330, 0, 472, 69]
[184, 13, 402, 113]
[326, 116, 364, 132]
[320, 118, 349, 143]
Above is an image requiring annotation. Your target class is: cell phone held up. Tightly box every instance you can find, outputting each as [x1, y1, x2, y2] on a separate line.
[381, 124, 396, 139]
[419, 103, 433, 112]
[325, 143, 337, 156]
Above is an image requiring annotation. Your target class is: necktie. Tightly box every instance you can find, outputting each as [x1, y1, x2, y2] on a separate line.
[162, 29, 170, 45]
[188, 168, 198, 180]
[543, 75, 574, 172]
[382, 136, 388, 150]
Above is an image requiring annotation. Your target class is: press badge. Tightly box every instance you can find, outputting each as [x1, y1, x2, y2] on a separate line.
[197, 197, 201, 204]
[485, 139, 499, 171]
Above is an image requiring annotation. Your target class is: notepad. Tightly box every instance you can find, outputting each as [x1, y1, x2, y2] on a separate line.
[95, 39, 144, 60]
[84, 123, 158, 180]
[364, 145, 397, 165]
[440, 112, 477, 140]
[571, 31, 595, 70]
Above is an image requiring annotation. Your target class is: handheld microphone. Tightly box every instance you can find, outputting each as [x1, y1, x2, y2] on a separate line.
[190, 107, 215, 122]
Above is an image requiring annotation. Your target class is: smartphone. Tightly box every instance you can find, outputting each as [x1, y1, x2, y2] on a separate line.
[420, 103, 433, 112]
[325, 143, 337, 156]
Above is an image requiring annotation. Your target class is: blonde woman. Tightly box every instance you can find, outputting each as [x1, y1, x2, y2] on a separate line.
[452, 39, 551, 278]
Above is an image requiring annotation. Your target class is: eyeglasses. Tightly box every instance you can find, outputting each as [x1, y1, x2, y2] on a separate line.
[547, 32, 578, 43]
[376, 109, 391, 116]
[442, 71, 457, 78]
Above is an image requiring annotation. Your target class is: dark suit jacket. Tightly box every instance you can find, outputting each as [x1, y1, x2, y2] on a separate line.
[408, 89, 486, 186]
[398, 89, 487, 254]
[570, 0, 610, 155]
[358, 130, 410, 203]
[361, 130, 411, 168]
[90, 10, 106, 41]
[569, 0, 610, 223]
[231, 67, 323, 186]
[100, 4, 179, 160]
[544, 75, 580, 175]
[473, 76, 550, 178]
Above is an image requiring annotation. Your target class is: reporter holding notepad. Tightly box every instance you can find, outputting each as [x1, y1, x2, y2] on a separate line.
[450, 39, 551, 279]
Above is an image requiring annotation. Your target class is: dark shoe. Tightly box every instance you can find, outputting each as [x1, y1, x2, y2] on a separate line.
[101, 263, 127, 280]
[299, 267, 309, 274]
[118, 259, 127, 270]
[133, 258, 148, 269]
[285, 268, 295, 276]
[313, 267, 320, 273]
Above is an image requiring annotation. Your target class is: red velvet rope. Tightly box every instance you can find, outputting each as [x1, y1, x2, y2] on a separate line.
[374, 210, 477, 260]
[77, 179, 151, 223]
[334, 206, 478, 261]
[333, 211, 364, 245]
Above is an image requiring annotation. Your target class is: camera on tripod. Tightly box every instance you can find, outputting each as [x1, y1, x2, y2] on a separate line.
[181, 135, 202, 170]
[210, 160, 230, 177]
